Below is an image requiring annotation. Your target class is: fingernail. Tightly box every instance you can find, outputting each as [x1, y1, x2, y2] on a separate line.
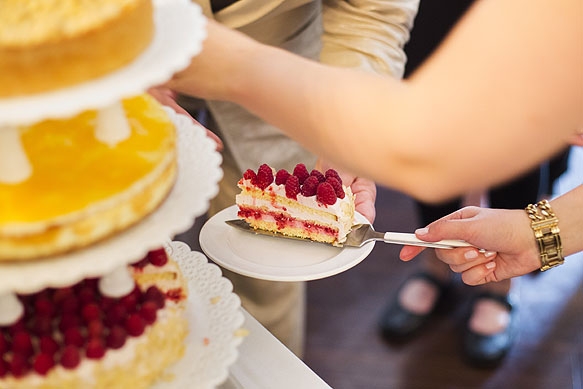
[464, 250, 478, 260]
[484, 251, 497, 258]
[415, 227, 429, 236]
[485, 262, 496, 269]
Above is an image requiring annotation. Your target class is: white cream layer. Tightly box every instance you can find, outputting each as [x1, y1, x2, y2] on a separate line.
[0, 126, 32, 184]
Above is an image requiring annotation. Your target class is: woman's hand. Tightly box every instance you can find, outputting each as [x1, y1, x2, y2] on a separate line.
[148, 86, 223, 151]
[399, 206, 541, 285]
[315, 159, 376, 223]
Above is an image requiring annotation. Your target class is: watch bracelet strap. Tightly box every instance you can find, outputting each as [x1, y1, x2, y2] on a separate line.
[525, 199, 564, 271]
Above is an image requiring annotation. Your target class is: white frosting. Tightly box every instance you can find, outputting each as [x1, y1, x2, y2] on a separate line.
[0, 126, 32, 184]
[0, 292, 24, 326]
[95, 101, 131, 147]
[98, 265, 136, 298]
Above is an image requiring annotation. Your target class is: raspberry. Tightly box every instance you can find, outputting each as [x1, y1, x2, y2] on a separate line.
[8, 318, 26, 336]
[147, 248, 168, 266]
[78, 286, 96, 305]
[310, 169, 325, 183]
[253, 164, 274, 190]
[31, 315, 53, 336]
[39, 335, 59, 356]
[125, 314, 145, 337]
[0, 359, 7, 378]
[33, 353, 55, 376]
[52, 287, 74, 306]
[86, 338, 106, 359]
[132, 256, 150, 269]
[99, 296, 115, 312]
[34, 297, 55, 318]
[0, 333, 7, 354]
[106, 325, 127, 350]
[60, 345, 81, 369]
[242, 169, 256, 181]
[63, 327, 85, 348]
[104, 303, 127, 327]
[87, 320, 104, 339]
[61, 295, 80, 314]
[9, 353, 29, 377]
[275, 169, 291, 185]
[119, 287, 140, 313]
[11, 331, 33, 357]
[300, 175, 319, 197]
[81, 303, 101, 323]
[139, 301, 158, 325]
[316, 182, 337, 205]
[83, 278, 99, 290]
[284, 175, 300, 200]
[144, 286, 165, 309]
[326, 177, 345, 199]
[59, 314, 81, 333]
[325, 169, 342, 185]
[292, 163, 310, 184]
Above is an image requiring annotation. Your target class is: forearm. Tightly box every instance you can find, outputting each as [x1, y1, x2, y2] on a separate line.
[177, 0, 581, 202]
[549, 185, 583, 258]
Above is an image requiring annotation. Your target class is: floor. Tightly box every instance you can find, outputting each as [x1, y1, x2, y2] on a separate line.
[302, 148, 583, 389]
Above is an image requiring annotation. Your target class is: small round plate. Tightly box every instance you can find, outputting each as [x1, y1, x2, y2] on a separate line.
[199, 205, 375, 282]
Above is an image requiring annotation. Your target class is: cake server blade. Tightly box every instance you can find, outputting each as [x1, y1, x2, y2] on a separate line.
[225, 220, 482, 250]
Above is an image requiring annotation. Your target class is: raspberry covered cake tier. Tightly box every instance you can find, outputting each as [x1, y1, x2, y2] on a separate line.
[236, 163, 355, 246]
[0, 94, 177, 261]
[0, 248, 188, 389]
[0, 0, 154, 97]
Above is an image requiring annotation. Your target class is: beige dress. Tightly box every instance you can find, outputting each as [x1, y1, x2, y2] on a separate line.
[191, 0, 419, 357]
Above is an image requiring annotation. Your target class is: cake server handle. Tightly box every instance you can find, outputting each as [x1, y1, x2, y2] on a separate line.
[346, 225, 485, 251]
[381, 232, 484, 251]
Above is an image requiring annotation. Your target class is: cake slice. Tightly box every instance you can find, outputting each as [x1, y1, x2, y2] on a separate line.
[0, 248, 188, 388]
[236, 163, 356, 246]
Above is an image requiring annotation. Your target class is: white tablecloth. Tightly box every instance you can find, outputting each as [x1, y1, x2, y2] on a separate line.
[219, 309, 331, 389]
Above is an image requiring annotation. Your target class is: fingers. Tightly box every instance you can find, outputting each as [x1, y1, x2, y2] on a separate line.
[399, 245, 425, 261]
[459, 262, 498, 286]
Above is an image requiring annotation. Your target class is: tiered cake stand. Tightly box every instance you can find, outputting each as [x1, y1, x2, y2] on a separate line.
[0, 1, 243, 387]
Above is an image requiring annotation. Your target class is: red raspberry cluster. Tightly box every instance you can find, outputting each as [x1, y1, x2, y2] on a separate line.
[245, 163, 345, 205]
[0, 249, 171, 379]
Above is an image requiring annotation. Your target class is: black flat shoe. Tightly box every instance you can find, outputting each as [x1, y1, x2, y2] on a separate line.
[378, 272, 449, 342]
[462, 292, 516, 368]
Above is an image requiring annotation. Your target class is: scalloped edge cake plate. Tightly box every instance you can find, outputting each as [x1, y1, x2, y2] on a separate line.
[199, 205, 376, 282]
[154, 241, 245, 389]
[0, 109, 222, 295]
[0, 0, 206, 127]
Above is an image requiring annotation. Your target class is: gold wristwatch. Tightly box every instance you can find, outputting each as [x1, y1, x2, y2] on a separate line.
[525, 199, 564, 271]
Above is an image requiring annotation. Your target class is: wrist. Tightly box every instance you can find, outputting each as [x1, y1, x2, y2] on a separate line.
[525, 199, 565, 271]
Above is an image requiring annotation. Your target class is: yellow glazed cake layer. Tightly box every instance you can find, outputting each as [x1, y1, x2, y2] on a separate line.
[0, 94, 177, 261]
[0, 0, 153, 97]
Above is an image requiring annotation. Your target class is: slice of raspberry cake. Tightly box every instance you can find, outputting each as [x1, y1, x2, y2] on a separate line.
[236, 163, 356, 247]
[0, 248, 188, 388]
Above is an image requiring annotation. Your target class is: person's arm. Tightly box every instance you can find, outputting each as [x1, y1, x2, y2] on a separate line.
[168, 0, 582, 202]
[399, 185, 583, 285]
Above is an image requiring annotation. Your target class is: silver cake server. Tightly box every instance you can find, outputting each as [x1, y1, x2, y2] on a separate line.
[225, 219, 482, 251]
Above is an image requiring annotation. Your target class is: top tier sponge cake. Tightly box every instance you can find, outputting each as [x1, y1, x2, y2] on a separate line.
[0, 0, 154, 97]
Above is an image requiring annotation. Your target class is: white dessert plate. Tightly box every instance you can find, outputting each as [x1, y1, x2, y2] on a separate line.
[154, 241, 245, 389]
[199, 205, 375, 282]
[0, 0, 206, 126]
[0, 109, 222, 295]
